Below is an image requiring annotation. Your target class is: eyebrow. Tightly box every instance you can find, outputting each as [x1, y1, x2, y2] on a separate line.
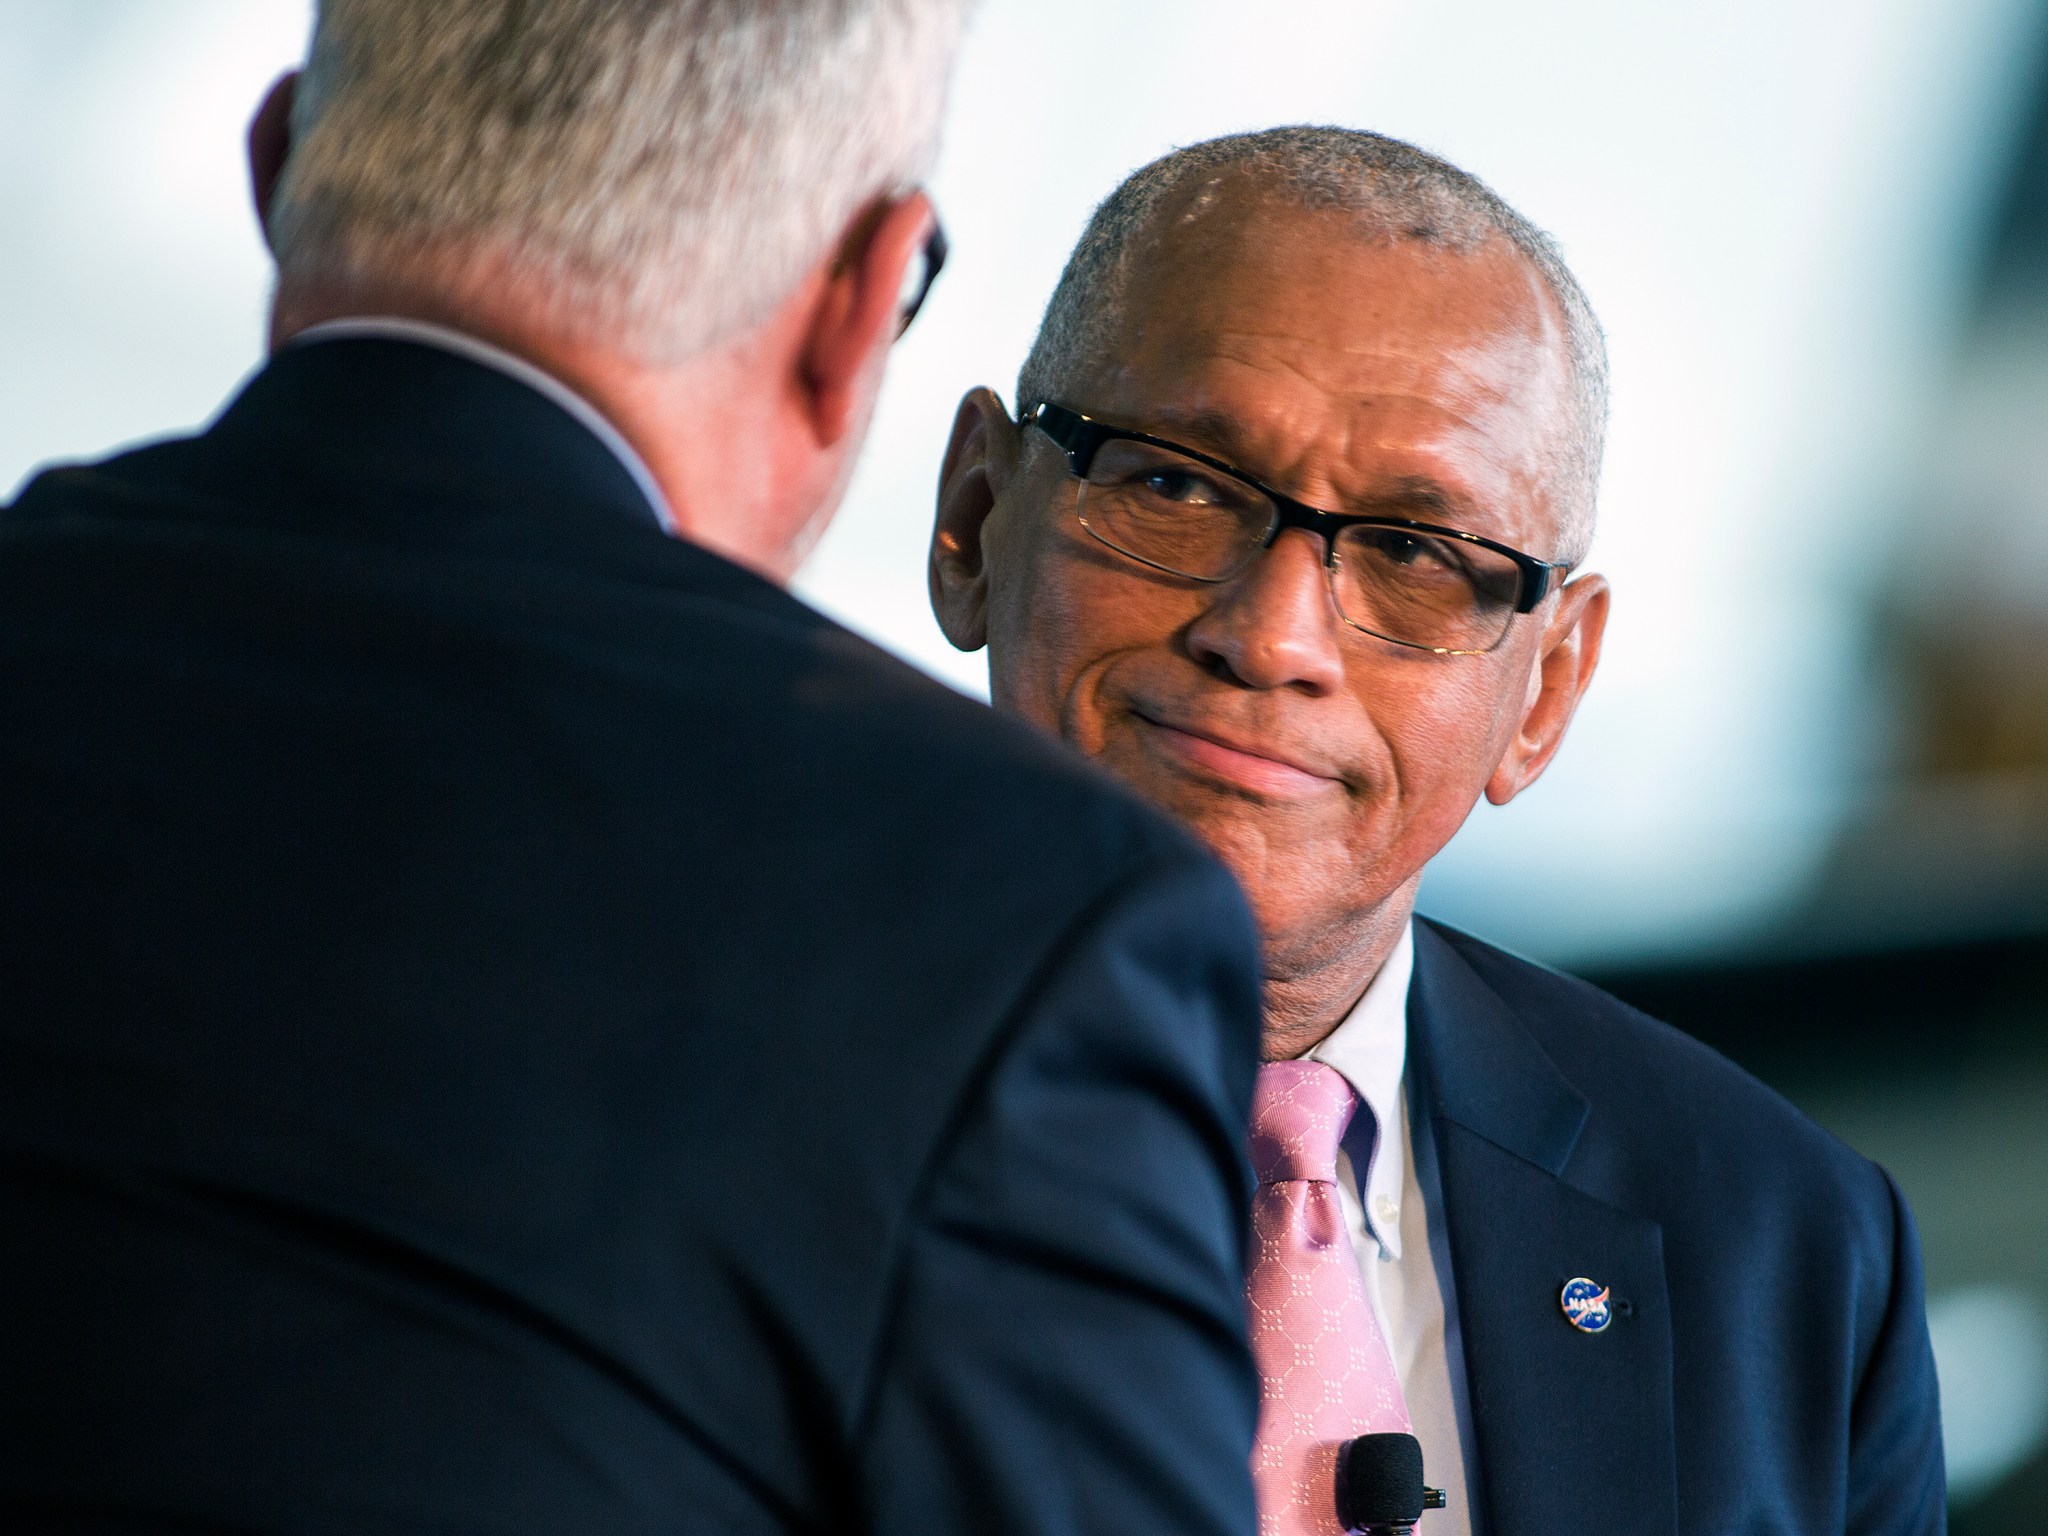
[1365, 477, 1483, 525]
[1144, 407, 1261, 464]
[1137, 407, 1488, 527]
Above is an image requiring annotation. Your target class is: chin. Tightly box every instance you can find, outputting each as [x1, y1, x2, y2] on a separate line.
[1172, 803, 1307, 886]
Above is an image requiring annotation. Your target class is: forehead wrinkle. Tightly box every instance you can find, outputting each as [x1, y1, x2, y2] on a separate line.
[1102, 231, 1573, 542]
[1138, 335, 1541, 491]
[1157, 314, 1548, 432]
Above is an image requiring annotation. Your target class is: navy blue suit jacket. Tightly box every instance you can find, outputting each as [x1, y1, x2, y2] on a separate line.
[1411, 919, 1945, 1536]
[0, 337, 1265, 1535]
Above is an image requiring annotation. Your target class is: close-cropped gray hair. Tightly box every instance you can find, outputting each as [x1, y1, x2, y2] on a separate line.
[271, 0, 971, 361]
[1019, 127, 1609, 563]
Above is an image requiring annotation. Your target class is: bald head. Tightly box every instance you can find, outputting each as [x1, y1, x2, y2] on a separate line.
[1018, 127, 1607, 564]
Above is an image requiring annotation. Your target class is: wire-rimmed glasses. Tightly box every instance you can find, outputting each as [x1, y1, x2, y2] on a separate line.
[1024, 401, 1568, 656]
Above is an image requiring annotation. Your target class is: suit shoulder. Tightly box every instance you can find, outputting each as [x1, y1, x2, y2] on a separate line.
[5, 425, 1235, 1008]
[1423, 916, 1801, 1111]
[1419, 918, 1891, 1212]
[6, 431, 213, 520]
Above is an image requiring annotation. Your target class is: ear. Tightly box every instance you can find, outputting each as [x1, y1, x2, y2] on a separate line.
[1484, 572, 1610, 806]
[247, 70, 298, 251]
[929, 387, 1022, 652]
[799, 190, 935, 448]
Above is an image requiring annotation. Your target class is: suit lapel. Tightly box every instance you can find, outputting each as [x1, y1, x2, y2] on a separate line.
[1409, 924, 1675, 1536]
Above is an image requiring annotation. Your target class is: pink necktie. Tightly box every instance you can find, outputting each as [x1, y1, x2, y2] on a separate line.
[1247, 1060, 1411, 1536]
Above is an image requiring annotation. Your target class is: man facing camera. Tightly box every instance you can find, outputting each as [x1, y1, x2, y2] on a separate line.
[932, 128, 1945, 1536]
[0, 5, 1267, 1533]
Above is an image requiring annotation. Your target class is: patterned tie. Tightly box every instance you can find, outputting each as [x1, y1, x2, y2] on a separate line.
[1247, 1060, 1411, 1536]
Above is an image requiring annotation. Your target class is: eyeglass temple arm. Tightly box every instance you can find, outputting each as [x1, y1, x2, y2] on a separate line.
[1023, 401, 1089, 458]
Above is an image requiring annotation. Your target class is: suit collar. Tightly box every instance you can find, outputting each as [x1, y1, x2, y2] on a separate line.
[287, 318, 671, 531]
[158, 332, 809, 627]
[201, 332, 671, 545]
[1408, 919, 1588, 1178]
[1409, 919, 1676, 1536]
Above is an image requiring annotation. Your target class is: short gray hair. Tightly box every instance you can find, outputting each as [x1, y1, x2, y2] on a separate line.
[272, 0, 970, 360]
[1019, 127, 1609, 563]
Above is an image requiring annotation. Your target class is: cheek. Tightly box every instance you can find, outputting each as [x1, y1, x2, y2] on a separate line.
[985, 555, 1094, 733]
[1373, 661, 1528, 820]
[985, 527, 1188, 743]
[980, 500, 1068, 726]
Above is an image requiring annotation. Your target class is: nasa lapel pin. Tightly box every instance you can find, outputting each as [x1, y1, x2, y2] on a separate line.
[1560, 1277, 1613, 1334]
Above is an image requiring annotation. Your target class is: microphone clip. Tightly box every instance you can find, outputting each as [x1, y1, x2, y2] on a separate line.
[1334, 1432, 1447, 1535]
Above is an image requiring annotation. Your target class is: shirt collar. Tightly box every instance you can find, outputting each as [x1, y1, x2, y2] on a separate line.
[1304, 920, 1416, 1257]
[287, 317, 673, 532]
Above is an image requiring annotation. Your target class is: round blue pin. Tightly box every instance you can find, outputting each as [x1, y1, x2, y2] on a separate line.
[1560, 1277, 1613, 1333]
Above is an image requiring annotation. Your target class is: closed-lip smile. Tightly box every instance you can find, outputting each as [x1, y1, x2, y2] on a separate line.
[1133, 710, 1340, 798]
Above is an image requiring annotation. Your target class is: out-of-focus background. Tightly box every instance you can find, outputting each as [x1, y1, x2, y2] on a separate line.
[5, 2, 2046, 1523]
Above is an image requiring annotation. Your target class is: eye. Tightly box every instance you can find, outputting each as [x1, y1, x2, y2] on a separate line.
[1134, 466, 1232, 505]
[1380, 532, 1426, 564]
[1358, 527, 1457, 571]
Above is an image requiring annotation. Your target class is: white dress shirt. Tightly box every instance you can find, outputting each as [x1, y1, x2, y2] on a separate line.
[288, 316, 674, 530]
[1306, 922, 1475, 1536]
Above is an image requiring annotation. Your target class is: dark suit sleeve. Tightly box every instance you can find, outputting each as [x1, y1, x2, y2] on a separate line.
[1845, 1167, 1947, 1536]
[853, 849, 1263, 1536]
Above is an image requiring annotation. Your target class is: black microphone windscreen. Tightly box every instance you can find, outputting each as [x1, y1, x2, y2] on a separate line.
[1334, 1432, 1427, 1529]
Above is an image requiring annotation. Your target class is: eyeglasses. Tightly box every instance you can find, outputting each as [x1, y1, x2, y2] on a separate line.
[896, 217, 948, 337]
[1022, 401, 1569, 656]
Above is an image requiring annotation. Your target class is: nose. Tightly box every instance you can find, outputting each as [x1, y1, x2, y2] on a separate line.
[1184, 528, 1346, 696]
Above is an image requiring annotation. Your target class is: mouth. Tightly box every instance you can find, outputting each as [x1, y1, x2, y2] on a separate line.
[1131, 711, 1342, 800]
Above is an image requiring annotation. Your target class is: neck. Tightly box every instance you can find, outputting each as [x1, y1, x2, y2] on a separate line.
[271, 266, 826, 585]
[1259, 880, 1418, 1061]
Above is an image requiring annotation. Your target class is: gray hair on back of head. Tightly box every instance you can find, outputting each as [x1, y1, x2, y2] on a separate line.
[272, 0, 972, 362]
[1018, 127, 1609, 564]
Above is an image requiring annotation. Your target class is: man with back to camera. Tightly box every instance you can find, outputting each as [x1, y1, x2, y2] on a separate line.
[0, 5, 1271, 1531]
[930, 127, 1947, 1536]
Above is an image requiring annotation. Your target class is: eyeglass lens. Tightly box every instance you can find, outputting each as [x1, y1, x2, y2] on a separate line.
[1073, 437, 1524, 654]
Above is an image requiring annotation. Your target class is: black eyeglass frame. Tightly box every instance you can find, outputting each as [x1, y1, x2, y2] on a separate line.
[896, 219, 949, 337]
[1022, 400, 1569, 631]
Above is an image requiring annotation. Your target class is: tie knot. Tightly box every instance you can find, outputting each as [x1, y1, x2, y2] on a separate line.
[1249, 1060, 1357, 1185]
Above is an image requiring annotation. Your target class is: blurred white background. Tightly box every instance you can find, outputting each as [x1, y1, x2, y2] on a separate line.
[5, 0, 2043, 966]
